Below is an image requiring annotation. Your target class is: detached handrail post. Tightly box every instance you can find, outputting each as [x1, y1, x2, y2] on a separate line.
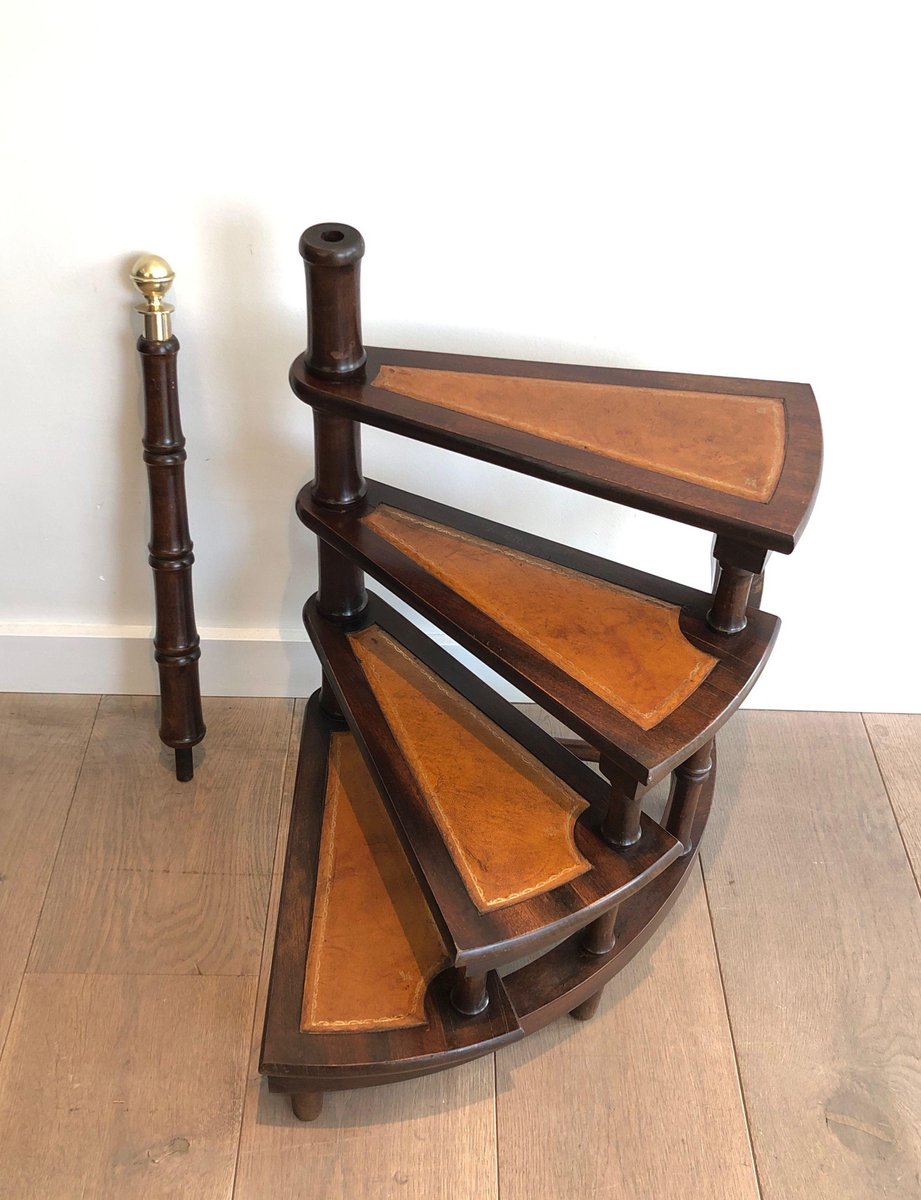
[130, 256, 206, 781]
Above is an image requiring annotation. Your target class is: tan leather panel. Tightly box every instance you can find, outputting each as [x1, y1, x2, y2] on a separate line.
[302, 732, 449, 1033]
[363, 507, 718, 730]
[372, 364, 786, 502]
[350, 628, 591, 913]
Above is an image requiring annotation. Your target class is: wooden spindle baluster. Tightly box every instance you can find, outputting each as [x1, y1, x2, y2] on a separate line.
[450, 968, 489, 1016]
[299, 225, 370, 636]
[599, 759, 645, 847]
[131, 256, 205, 782]
[664, 739, 714, 853]
[582, 905, 619, 956]
[708, 562, 753, 634]
[707, 535, 767, 635]
[571, 880, 622, 1023]
[748, 564, 767, 613]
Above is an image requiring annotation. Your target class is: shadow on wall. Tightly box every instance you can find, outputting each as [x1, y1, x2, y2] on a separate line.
[117, 251, 158, 693]
[136, 214, 706, 700]
[197, 208, 318, 696]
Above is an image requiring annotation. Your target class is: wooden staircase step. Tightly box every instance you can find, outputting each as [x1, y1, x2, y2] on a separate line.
[291, 346, 822, 552]
[297, 480, 780, 783]
[302, 730, 450, 1033]
[261, 695, 523, 1085]
[306, 595, 683, 971]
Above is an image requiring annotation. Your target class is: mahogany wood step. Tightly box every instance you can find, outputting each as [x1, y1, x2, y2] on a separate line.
[297, 480, 780, 784]
[260, 695, 524, 1087]
[291, 346, 822, 553]
[305, 594, 684, 972]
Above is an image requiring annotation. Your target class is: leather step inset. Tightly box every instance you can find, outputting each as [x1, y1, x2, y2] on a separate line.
[372, 364, 785, 502]
[302, 732, 450, 1033]
[362, 505, 717, 731]
[350, 627, 592, 912]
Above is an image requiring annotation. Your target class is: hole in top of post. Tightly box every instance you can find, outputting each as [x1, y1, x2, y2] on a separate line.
[321, 230, 345, 243]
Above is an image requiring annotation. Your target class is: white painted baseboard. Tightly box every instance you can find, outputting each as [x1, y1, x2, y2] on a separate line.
[3, 624, 899, 712]
[0, 623, 529, 702]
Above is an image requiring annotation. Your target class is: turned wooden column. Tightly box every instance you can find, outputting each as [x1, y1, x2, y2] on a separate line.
[300, 224, 369, 718]
[131, 257, 205, 782]
[450, 968, 489, 1016]
[599, 758, 645, 847]
[663, 739, 714, 853]
[582, 906, 619, 956]
[707, 535, 768, 635]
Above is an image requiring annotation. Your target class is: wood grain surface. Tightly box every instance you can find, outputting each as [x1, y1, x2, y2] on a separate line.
[0, 694, 98, 1052]
[372, 363, 786, 501]
[2, 697, 919, 1200]
[863, 713, 921, 890]
[27, 696, 292, 978]
[236, 702, 500, 1199]
[703, 712, 921, 1199]
[292, 346, 822, 551]
[53, 696, 292, 875]
[496, 867, 760, 1200]
[0, 973, 254, 1200]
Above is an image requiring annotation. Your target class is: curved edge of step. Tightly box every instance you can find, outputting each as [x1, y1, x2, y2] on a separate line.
[291, 347, 822, 553]
[306, 593, 684, 972]
[260, 695, 524, 1084]
[298, 479, 780, 784]
[260, 704, 716, 1093]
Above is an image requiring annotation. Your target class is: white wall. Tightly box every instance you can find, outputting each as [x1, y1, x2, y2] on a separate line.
[2, 1, 919, 711]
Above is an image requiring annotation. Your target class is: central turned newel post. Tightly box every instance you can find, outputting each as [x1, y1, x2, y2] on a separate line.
[299, 224, 369, 719]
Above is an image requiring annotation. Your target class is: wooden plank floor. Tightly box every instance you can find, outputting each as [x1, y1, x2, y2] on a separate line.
[0, 696, 918, 1198]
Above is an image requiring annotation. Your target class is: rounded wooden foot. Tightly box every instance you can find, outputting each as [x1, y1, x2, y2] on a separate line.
[570, 989, 604, 1022]
[291, 1090, 324, 1122]
[175, 746, 194, 782]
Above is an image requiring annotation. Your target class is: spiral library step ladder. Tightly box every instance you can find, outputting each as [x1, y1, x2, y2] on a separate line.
[260, 224, 822, 1123]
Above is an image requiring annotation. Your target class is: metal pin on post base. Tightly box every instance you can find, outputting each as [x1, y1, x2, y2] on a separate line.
[130, 256, 205, 781]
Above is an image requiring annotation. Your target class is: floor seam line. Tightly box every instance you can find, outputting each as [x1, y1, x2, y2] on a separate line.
[699, 854, 766, 1200]
[0, 693, 102, 1066]
[860, 712, 921, 901]
[230, 696, 298, 1198]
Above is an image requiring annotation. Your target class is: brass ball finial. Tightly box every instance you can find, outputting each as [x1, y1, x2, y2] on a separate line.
[130, 254, 175, 340]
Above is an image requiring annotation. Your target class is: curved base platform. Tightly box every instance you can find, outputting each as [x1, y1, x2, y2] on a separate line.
[261, 699, 714, 1115]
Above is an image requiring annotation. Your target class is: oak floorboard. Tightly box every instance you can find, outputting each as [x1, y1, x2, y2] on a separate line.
[495, 866, 759, 1200]
[56, 695, 293, 875]
[27, 696, 293, 978]
[0, 694, 98, 1054]
[863, 713, 921, 891]
[233, 699, 500, 1200]
[702, 712, 921, 1199]
[0, 973, 255, 1200]
[234, 1063, 498, 1200]
[29, 861, 270, 977]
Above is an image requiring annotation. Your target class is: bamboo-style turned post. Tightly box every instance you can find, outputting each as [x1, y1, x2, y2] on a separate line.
[130, 256, 205, 782]
[300, 224, 369, 718]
